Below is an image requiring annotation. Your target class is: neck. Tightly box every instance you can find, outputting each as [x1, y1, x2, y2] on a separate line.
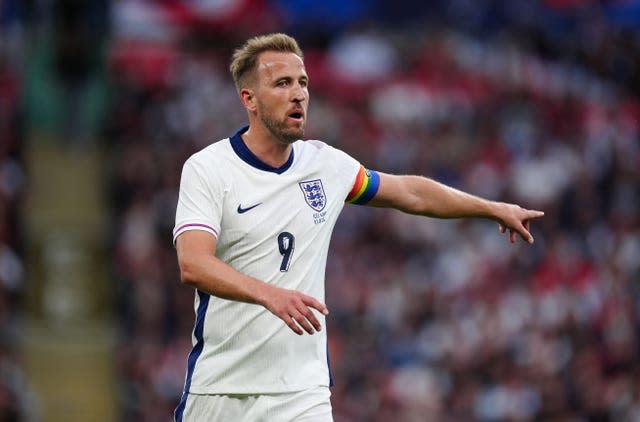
[241, 125, 293, 168]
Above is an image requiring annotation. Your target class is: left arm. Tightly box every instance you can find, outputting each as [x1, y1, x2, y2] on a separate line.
[367, 172, 544, 244]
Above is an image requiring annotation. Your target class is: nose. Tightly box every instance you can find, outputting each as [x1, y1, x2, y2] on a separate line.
[291, 83, 306, 102]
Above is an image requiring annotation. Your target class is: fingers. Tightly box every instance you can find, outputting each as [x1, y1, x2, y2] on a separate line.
[268, 289, 329, 336]
[500, 221, 533, 244]
[507, 222, 533, 244]
[518, 215, 539, 244]
[289, 313, 315, 335]
[527, 210, 545, 219]
[499, 206, 544, 245]
[289, 306, 320, 335]
[499, 223, 527, 243]
[285, 315, 304, 335]
[523, 219, 532, 243]
[288, 310, 323, 335]
[301, 295, 329, 316]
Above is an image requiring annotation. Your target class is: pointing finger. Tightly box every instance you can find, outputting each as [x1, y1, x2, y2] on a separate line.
[528, 210, 545, 219]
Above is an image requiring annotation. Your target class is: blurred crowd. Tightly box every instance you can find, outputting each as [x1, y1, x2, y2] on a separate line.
[0, 0, 30, 420]
[106, 2, 640, 421]
[5, 0, 640, 421]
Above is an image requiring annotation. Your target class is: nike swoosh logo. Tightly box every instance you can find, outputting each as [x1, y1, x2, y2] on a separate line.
[237, 203, 262, 214]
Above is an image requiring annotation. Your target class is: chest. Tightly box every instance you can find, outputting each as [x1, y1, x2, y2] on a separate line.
[218, 169, 344, 247]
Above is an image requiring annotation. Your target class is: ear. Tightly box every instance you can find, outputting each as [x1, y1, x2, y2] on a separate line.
[240, 88, 257, 112]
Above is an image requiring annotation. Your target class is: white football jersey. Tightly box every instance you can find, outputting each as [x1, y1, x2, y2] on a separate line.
[173, 126, 360, 395]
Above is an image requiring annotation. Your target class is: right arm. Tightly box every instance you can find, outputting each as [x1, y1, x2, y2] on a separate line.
[176, 230, 328, 335]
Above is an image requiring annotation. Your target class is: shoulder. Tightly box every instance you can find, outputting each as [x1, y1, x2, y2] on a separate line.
[295, 139, 361, 180]
[179, 138, 235, 185]
[189, 138, 233, 163]
[182, 138, 234, 172]
[299, 139, 329, 150]
[296, 139, 351, 159]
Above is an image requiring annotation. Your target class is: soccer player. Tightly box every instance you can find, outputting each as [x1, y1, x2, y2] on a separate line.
[172, 33, 544, 421]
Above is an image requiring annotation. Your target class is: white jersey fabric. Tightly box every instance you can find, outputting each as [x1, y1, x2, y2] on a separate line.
[173, 126, 360, 397]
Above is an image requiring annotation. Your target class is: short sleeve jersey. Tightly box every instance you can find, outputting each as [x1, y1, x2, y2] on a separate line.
[173, 126, 361, 394]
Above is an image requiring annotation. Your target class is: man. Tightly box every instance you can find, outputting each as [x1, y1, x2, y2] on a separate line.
[172, 33, 544, 421]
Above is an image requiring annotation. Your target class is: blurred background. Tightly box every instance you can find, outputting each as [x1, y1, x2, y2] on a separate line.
[2, 0, 640, 421]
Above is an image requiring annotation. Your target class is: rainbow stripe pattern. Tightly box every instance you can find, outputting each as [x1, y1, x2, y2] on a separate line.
[346, 165, 380, 205]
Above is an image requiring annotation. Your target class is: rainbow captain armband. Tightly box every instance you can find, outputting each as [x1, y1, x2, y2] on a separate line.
[346, 165, 380, 205]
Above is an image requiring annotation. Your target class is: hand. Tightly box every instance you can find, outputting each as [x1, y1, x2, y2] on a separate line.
[496, 203, 544, 244]
[262, 286, 329, 335]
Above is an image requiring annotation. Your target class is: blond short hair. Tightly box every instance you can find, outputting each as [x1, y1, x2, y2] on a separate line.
[229, 33, 304, 92]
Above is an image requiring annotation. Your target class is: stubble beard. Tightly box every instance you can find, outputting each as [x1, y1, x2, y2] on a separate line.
[260, 110, 305, 145]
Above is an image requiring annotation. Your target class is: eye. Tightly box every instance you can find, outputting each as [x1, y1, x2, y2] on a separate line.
[276, 79, 289, 87]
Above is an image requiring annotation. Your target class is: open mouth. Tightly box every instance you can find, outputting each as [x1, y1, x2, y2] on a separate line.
[288, 111, 304, 121]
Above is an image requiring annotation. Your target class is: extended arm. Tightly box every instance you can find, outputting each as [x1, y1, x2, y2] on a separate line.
[176, 230, 328, 335]
[368, 173, 544, 243]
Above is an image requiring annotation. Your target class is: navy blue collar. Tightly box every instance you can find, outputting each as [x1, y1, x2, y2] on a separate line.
[229, 126, 294, 174]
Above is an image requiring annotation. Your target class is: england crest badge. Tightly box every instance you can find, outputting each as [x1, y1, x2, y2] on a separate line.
[299, 179, 326, 212]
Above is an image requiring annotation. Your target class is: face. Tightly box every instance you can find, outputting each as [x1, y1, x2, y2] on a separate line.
[250, 51, 309, 145]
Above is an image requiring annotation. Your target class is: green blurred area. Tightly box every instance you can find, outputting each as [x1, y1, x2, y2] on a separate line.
[21, 9, 115, 421]
[24, 39, 108, 140]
